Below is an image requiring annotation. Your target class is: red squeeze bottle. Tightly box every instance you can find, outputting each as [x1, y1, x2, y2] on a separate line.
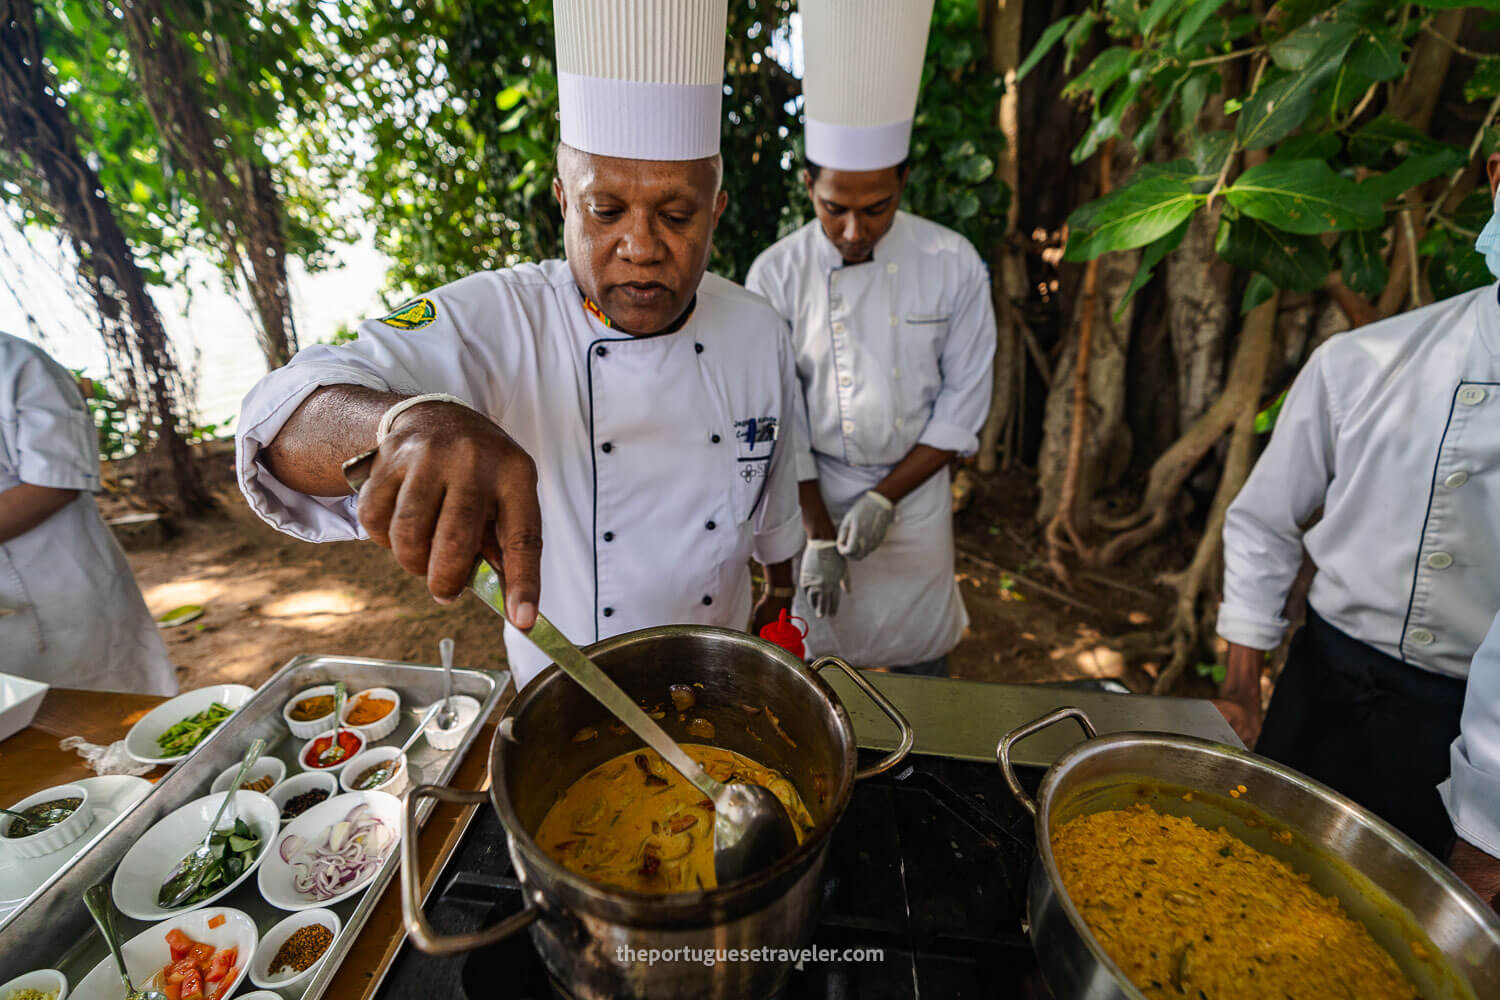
[759, 609, 809, 660]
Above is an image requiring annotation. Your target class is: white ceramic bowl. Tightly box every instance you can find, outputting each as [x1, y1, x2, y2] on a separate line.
[239, 992, 284, 1000]
[248, 907, 342, 989]
[338, 746, 408, 796]
[0, 672, 48, 745]
[125, 684, 256, 765]
[0, 968, 67, 1000]
[281, 684, 339, 741]
[296, 727, 366, 775]
[210, 756, 287, 796]
[0, 783, 93, 860]
[339, 686, 402, 742]
[424, 695, 482, 752]
[269, 771, 338, 825]
[258, 791, 402, 911]
[70, 907, 255, 1000]
[111, 790, 279, 921]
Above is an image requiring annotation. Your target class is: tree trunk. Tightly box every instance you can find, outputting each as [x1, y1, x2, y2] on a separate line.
[1037, 137, 1138, 527]
[119, 0, 298, 369]
[0, 0, 212, 513]
[978, 0, 1026, 472]
[1166, 204, 1233, 431]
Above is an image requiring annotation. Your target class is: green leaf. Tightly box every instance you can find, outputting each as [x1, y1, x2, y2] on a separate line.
[1066, 175, 1206, 260]
[1347, 28, 1404, 83]
[1359, 147, 1467, 204]
[1018, 16, 1075, 83]
[1173, 0, 1229, 50]
[1254, 388, 1288, 434]
[1238, 56, 1350, 150]
[1269, 133, 1341, 162]
[1348, 115, 1447, 167]
[1115, 218, 1190, 318]
[495, 84, 526, 111]
[1242, 273, 1278, 316]
[1064, 11, 1100, 71]
[1419, 0, 1500, 8]
[952, 190, 981, 220]
[1429, 244, 1495, 301]
[1071, 67, 1146, 162]
[1177, 72, 1216, 132]
[1467, 58, 1500, 103]
[1338, 229, 1388, 297]
[957, 154, 995, 184]
[1269, 21, 1360, 72]
[1226, 160, 1384, 234]
[1063, 48, 1136, 100]
[1215, 213, 1331, 291]
[1140, 0, 1188, 37]
[1193, 131, 1236, 180]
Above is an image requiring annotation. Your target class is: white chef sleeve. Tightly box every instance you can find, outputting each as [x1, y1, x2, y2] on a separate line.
[753, 328, 809, 565]
[1217, 345, 1340, 650]
[10, 344, 100, 491]
[746, 254, 819, 482]
[915, 249, 997, 457]
[1440, 609, 1500, 859]
[236, 273, 522, 543]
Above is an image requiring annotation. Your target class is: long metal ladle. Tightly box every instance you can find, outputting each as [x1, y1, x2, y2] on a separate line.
[343, 450, 798, 885]
[84, 884, 167, 1000]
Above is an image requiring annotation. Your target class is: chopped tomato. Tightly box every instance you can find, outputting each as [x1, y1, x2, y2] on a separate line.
[205, 947, 237, 982]
[188, 941, 215, 966]
[179, 966, 204, 1000]
[207, 914, 225, 930]
[165, 959, 197, 984]
[162, 983, 181, 1000]
[166, 929, 193, 962]
[206, 972, 236, 1000]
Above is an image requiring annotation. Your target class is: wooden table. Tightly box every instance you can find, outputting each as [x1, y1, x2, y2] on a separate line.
[0, 686, 502, 1000]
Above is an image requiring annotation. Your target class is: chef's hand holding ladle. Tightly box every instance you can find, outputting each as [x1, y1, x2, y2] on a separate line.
[343, 447, 799, 885]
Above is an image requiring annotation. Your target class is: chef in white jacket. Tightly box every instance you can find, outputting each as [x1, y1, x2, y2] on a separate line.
[1216, 151, 1500, 859]
[236, 0, 802, 689]
[746, 0, 996, 675]
[1438, 154, 1500, 907]
[0, 333, 177, 695]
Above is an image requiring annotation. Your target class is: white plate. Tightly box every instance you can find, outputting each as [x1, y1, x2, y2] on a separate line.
[0, 776, 151, 905]
[111, 790, 279, 921]
[124, 685, 255, 765]
[258, 791, 402, 911]
[0, 672, 48, 745]
[0, 968, 67, 1000]
[70, 907, 256, 1000]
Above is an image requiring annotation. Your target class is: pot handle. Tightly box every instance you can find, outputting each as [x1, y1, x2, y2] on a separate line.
[401, 783, 541, 955]
[996, 707, 1098, 818]
[810, 656, 915, 779]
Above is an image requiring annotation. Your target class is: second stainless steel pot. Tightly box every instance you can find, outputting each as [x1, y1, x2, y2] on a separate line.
[998, 707, 1500, 1000]
[401, 625, 913, 1000]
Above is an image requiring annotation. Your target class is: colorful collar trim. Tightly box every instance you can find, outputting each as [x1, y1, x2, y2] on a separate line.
[579, 290, 698, 336]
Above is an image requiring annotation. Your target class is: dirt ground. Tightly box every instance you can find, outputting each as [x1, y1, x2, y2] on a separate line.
[116, 453, 1204, 695]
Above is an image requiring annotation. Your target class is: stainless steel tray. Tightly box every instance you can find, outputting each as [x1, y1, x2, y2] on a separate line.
[0, 654, 507, 998]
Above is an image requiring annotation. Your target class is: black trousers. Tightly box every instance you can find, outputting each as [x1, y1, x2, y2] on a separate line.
[1256, 608, 1466, 859]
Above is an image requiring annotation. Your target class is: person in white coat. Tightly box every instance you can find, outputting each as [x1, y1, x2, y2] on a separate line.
[1216, 151, 1500, 859]
[236, 0, 802, 689]
[746, 0, 996, 675]
[0, 333, 177, 695]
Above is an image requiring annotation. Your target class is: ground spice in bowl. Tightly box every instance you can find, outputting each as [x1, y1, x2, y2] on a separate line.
[271, 923, 335, 977]
[290, 695, 336, 722]
[346, 697, 394, 727]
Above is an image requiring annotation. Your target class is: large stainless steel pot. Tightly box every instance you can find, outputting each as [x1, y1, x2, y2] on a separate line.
[998, 707, 1500, 1000]
[400, 625, 913, 1000]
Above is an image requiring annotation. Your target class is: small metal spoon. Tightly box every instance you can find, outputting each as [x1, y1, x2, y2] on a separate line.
[318, 682, 350, 765]
[436, 637, 458, 731]
[158, 738, 264, 908]
[355, 704, 444, 790]
[86, 884, 168, 1000]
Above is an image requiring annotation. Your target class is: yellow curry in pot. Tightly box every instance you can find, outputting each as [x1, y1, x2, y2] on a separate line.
[1052, 804, 1422, 1000]
[536, 744, 816, 893]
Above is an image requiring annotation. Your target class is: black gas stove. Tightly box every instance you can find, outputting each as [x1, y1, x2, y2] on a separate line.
[376, 750, 1053, 999]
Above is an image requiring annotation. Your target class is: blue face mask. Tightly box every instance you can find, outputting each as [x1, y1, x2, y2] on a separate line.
[1479, 186, 1500, 280]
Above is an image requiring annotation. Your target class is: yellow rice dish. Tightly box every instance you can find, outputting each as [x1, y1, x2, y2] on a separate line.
[1051, 804, 1420, 1000]
[536, 744, 815, 893]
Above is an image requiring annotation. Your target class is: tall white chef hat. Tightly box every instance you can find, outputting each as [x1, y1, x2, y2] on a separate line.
[800, 0, 935, 171]
[553, 0, 729, 162]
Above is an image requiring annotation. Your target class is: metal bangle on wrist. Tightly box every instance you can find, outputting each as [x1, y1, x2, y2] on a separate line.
[375, 392, 473, 444]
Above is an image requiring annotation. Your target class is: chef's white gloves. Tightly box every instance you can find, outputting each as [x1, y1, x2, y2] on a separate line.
[800, 539, 848, 617]
[836, 490, 894, 561]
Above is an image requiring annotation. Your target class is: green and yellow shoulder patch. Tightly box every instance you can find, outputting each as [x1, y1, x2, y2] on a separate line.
[379, 297, 437, 330]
